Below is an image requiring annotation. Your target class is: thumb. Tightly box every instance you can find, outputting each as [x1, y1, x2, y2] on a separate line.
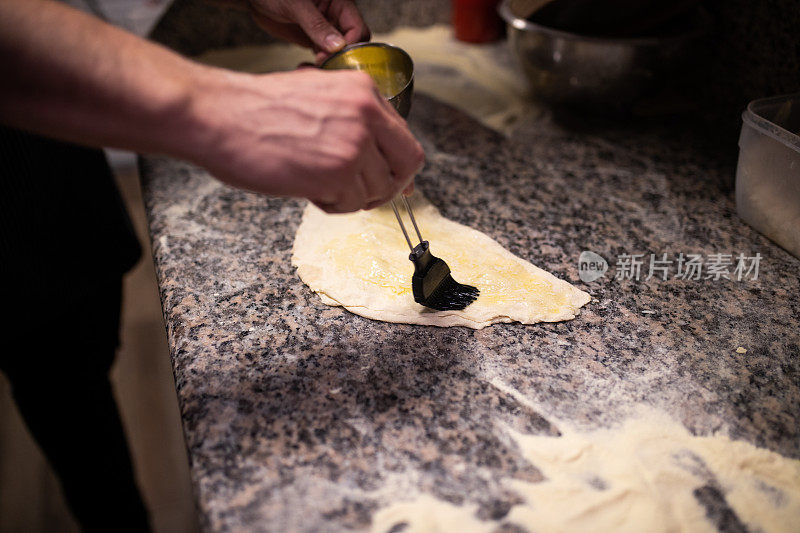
[291, 0, 346, 54]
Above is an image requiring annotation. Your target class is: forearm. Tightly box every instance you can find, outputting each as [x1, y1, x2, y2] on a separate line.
[0, 0, 422, 212]
[0, 0, 207, 158]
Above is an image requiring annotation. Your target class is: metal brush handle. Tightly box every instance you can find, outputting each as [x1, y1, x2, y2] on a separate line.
[390, 196, 424, 252]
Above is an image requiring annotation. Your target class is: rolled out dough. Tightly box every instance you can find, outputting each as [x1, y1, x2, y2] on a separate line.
[291, 194, 590, 328]
[371, 403, 800, 533]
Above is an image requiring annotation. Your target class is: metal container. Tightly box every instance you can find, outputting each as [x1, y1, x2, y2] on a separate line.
[498, 0, 705, 110]
[736, 93, 800, 259]
[320, 42, 415, 118]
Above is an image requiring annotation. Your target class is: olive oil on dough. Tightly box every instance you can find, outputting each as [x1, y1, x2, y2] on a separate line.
[372, 396, 800, 533]
[291, 194, 590, 329]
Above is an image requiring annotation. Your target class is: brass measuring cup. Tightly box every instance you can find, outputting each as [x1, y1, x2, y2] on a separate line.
[320, 42, 415, 118]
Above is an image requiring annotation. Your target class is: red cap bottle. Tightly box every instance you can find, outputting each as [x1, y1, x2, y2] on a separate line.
[452, 0, 505, 43]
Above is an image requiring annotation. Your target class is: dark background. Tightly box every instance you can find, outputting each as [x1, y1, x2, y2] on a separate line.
[150, 0, 799, 140]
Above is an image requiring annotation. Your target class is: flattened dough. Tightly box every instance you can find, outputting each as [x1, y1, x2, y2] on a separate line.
[292, 194, 590, 329]
[371, 401, 800, 533]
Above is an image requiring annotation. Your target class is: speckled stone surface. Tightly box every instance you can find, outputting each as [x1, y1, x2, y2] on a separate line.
[140, 88, 800, 531]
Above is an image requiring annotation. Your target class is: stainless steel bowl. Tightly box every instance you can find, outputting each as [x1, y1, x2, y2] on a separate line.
[498, 0, 706, 110]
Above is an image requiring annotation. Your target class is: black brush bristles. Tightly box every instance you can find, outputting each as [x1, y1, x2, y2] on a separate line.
[421, 274, 480, 311]
[409, 241, 480, 311]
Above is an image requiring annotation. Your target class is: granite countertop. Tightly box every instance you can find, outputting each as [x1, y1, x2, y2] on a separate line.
[140, 80, 800, 530]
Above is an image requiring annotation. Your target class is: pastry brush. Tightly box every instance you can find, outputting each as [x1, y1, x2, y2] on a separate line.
[390, 196, 480, 311]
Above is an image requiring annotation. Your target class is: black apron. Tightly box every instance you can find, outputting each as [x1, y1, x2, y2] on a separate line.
[0, 126, 149, 531]
[0, 125, 141, 287]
